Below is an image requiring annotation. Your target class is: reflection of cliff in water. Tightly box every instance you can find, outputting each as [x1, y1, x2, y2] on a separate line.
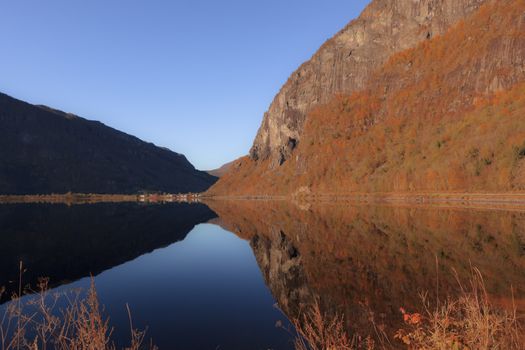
[0, 203, 216, 301]
[250, 230, 313, 317]
[208, 200, 525, 338]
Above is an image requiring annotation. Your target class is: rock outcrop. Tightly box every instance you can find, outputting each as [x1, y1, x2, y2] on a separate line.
[251, 0, 487, 166]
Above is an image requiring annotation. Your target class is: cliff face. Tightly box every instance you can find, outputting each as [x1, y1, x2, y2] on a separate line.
[0, 93, 217, 194]
[210, 0, 525, 195]
[250, 0, 487, 166]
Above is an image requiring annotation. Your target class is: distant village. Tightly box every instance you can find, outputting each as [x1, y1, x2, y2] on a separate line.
[0, 192, 203, 205]
[137, 192, 202, 203]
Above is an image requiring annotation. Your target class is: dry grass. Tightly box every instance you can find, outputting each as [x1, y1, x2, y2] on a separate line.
[293, 269, 524, 350]
[0, 263, 156, 350]
[395, 268, 523, 350]
[291, 301, 378, 350]
[3, 262, 523, 350]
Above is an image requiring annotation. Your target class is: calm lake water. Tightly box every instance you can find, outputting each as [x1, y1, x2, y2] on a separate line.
[1, 201, 524, 349]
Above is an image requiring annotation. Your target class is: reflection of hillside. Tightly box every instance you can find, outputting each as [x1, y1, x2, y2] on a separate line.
[207, 200, 525, 337]
[251, 230, 313, 318]
[0, 203, 216, 301]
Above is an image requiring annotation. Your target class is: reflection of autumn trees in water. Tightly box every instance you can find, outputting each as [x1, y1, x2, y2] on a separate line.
[208, 200, 525, 339]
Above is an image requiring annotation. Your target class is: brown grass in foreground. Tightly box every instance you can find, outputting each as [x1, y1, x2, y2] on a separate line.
[292, 269, 524, 350]
[0, 264, 155, 350]
[291, 301, 377, 350]
[3, 264, 523, 349]
[395, 269, 523, 350]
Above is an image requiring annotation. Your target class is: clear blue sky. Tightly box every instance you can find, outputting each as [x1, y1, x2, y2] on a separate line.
[0, 0, 368, 170]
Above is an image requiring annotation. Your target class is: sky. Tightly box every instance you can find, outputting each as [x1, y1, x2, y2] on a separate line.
[0, 0, 369, 170]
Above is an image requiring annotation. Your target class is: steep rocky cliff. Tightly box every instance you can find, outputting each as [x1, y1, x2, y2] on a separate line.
[251, 0, 487, 166]
[209, 0, 525, 195]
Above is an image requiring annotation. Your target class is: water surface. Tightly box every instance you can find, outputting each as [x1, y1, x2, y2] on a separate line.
[1, 201, 524, 348]
[0, 203, 293, 349]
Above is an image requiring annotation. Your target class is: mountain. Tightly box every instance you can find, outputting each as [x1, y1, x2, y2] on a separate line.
[206, 159, 237, 178]
[0, 93, 217, 194]
[208, 0, 525, 196]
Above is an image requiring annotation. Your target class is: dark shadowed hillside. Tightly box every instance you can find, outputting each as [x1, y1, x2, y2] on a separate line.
[0, 93, 217, 194]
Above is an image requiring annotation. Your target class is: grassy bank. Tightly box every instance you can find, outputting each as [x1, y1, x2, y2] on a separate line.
[204, 192, 525, 212]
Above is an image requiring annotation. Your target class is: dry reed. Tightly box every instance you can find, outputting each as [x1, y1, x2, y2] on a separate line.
[0, 263, 156, 350]
[395, 268, 523, 350]
[293, 269, 523, 350]
[291, 301, 377, 350]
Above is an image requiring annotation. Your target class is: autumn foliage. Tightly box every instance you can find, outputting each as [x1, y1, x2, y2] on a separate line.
[208, 0, 525, 196]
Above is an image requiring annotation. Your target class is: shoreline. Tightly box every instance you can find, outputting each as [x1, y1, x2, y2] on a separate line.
[3, 192, 525, 209]
[204, 192, 525, 212]
[0, 193, 201, 205]
[206, 192, 525, 202]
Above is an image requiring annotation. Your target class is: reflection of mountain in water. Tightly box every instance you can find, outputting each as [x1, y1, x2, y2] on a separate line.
[251, 231, 312, 318]
[208, 200, 525, 339]
[0, 203, 216, 301]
